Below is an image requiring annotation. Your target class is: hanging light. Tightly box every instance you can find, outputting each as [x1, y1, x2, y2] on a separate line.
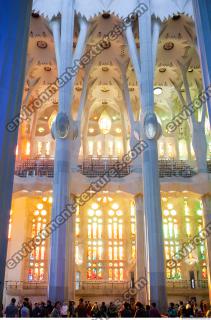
[98, 111, 112, 135]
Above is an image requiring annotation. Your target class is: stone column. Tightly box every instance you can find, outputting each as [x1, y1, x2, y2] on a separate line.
[138, 2, 167, 311]
[48, 1, 89, 301]
[134, 194, 148, 304]
[0, 0, 32, 305]
[48, 0, 75, 302]
[202, 195, 211, 303]
[192, 0, 211, 125]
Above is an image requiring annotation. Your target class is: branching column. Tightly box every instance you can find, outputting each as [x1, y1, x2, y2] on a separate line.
[0, 0, 32, 304]
[138, 7, 167, 311]
[202, 195, 211, 303]
[49, 0, 89, 302]
[125, 2, 167, 311]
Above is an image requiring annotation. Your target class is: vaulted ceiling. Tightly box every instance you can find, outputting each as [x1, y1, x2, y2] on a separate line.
[23, 6, 202, 138]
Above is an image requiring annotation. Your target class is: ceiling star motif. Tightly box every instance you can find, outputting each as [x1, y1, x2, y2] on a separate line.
[33, 0, 193, 21]
[28, 2, 199, 142]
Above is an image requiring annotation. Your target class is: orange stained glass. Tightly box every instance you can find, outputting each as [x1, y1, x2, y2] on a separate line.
[114, 268, 118, 280]
[114, 246, 118, 260]
[41, 246, 45, 260]
[98, 224, 102, 238]
[108, 224, 112, 239]
[109, 247, 112, 260]
[98, 247, 103, 260]
[88, 224, 92, 239]
[119, 246, 123, 260]
[120, 268, 124, 281]
[118, 224, 123, 239]
[109, 268, 112, 281]
[113, 222, 118, 239]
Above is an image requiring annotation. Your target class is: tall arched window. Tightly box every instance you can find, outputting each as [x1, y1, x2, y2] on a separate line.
[85, 196, 128, 281]
[162, 199, 181, 279]
[28, 196, 51, 281]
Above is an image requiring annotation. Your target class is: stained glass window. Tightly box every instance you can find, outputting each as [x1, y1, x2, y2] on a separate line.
[28, 197, 51, 281]
[85, 196, 127, 281]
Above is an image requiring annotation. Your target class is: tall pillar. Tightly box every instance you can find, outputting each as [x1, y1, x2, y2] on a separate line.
[48, 1, 89, 301]
[0, 0, 32, 305]
[137, 2, 167, 311]
[202, 194, 211, 303]
[192, 0, 211, 125]
[134, 194, 148, 304]
[48, 0, 75, 302]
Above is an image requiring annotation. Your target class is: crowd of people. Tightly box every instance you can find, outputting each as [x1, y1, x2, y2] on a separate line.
[3, 297, 211, 318]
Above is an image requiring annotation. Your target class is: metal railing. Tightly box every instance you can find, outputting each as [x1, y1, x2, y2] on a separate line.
[158, 160, 196, 178]
[5, 281, 48, 290]
[15, 159, 54, 178]
[5, 279, 208, 291]
[75, 281, 130, 291]
[14, 158, 210, 178]
[166, 279, 208, 289]
[79, 157, 131, 178]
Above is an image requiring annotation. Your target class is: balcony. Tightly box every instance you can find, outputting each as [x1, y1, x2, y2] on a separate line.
[158, 160, 196, 178]
[166, 279, 208, 289]
[4, 279, 208, 298]
[14, 159, 210, 179]
[4, 281, 48, 296]
[15, 159, 54, 178]
[79, 157, 131, 178]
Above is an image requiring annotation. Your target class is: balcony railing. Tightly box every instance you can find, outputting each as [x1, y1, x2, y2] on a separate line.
[15, 159, 54, 178]
[166, 279, 208, 289]
[79, 157, 131, 177]
[5, 279, 208, 291]
[14, 158, 210, 178]
[158, 160, 196, 178]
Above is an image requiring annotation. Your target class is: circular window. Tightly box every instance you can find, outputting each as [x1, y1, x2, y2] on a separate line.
[37, 40, 48, 49]
[163, 42, 174, 51]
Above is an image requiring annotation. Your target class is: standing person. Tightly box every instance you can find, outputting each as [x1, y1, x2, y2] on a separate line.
[86, 301, 92, 317]
[21, 301, 30, 318]
[91, 302, 100, 318]
[119, 302, 132, 317]
[108, 302, 118, 318]
[134, 302, 146, 318]
[61, 303, 68, 317]
[50, 301, 62, 318]
[149, 302, 161, 318]
[177, 301, 186, 318]
[23, 298, 32, 317]
[145, 305, 150, 317]
[46, 300, 53, 317]
[185, 301, 194, 318]
[75, 298, 87, 317]
[32, 303, 41, 317]
[100, 302, 107, 318]
[4, 298, 19, 318]
[168, 302, 177, 317]
[40, 302, 47, 317]
[68, 301, 75, 317]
